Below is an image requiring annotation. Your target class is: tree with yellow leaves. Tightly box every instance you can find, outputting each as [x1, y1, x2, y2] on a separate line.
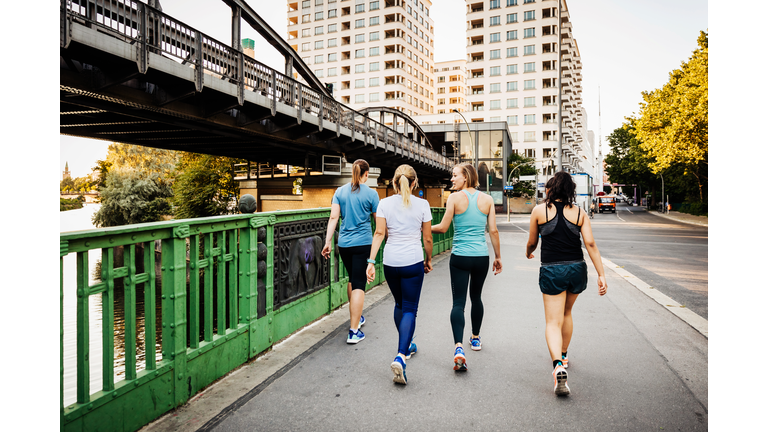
[634, 31, 708, 202]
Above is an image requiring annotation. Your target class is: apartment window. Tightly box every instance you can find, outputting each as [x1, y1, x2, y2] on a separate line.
[369, 92, 380, 101]
[369, 77, 379, 86]
[490, 116, 501, 122]
[524, 10, 535, 21]
[315, 69, 324, 77]
[302, 56, 310, 63]
[438, 98, 445, 105]
[507, 81, 518, 91]
[314, 54, 324, 63]
[328, 38, 337, 47]
[490, 49, 501, 59]
[302, 0, 310, 7]
[490, 0, 501, 9]
[507, 64, 518, 74]
[355, 94, 365, 103]
[490, 32, 501, 43]
[507, 0, 518, 5]
[506, 30, 518, 40]
[438, 76, 446, 82]
[355, 4, 365, 13]
[315, 12, 324, 20]
[524, 114, 536, 124]
[355, 49, 365, 58]
[438, 87, 445, 93]
[370, 16, 380, 25]
[328, 67, 337, 76]
[328, 23, 337, 32]
[490, 66, 501, 76]
[524, 148, 536, 158]
[355, 64, 365, 73]
[524, 62, 536, 72]
[524, 79, 535, 89]
[315, 40, 324, 49]
[524, 45, 535, 55]
[369, 46, 379, 56]
[524, 96, 536, 107]
[302, 14, 311, 23]
[302, 42, 311, 51]
[355, 19, 365, 28]
[369, 62, 380, 71]
[507, 115, 518, 125]
[524, 132, 536, 142]
[329, 9, 337, 18]
[507, 47, 518, 57]
[302, 28, 311, 37]
[524, 0, 535, 3]
[524, 27, 535, 38]
[490, 100, 501, 110]
[355, 79, 365, 88]
[315, 0, 324, 4]
[355, 34, 365, 43]
[490, 83, 501, 93]
[490, 16, 501, 26]
[370, 31, 380, 41]
[507, 98, 518, 108]
[370, 1, 380, 11]
[328, 52, 337, 62]
[315, 26, 324, 35]
[507, 13, 517, 23]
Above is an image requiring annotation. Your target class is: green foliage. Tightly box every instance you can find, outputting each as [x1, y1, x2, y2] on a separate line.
[172, 153, 243, 219]
[60, 197, 84, 211]
[92, 143, 179, 227]
[60, 175, 98, 193]
[507, 152, 537, 197]
[91, 159, 112, 191]
[677, 202, 707, 217]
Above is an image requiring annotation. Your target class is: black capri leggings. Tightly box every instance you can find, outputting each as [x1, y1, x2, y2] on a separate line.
[339, 245, 371, 291]
[449, 254, 490, 344]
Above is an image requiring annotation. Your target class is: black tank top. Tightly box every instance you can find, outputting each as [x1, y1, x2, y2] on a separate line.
[538, 202, 584, 264]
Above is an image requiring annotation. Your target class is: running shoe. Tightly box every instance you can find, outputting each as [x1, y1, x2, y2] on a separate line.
[553, 364, 570, 396]
[562, 354, 569, 369]
[359, 315, 366, 327]
[346, 329, 365, 344]
[453, 346, 467, 371]
[469, 336, 482, 351]
[391, 356, 407, 385]
[406, 341, 418, 359]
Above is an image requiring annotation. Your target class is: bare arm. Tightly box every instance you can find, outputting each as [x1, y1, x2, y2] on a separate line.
[321, 203, 341, 259]
[579, 209, 607, 296]
[366, 216, 388, 282]
[485, 198, 503, 275]
[422, 221, 433, 273]
[526, 205, 542, 259]
[431, 194, 456, 234]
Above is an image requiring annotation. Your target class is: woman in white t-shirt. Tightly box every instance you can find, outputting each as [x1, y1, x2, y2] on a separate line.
[366, 164, 433, 386]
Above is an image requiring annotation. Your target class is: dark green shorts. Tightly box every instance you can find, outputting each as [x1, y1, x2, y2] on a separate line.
[539, 260, 588, 295]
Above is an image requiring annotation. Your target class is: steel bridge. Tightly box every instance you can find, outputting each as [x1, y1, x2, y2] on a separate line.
[60, 0, 452, 180]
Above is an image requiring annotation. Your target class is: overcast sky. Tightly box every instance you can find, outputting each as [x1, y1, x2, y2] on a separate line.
[60, 0, 707, 178]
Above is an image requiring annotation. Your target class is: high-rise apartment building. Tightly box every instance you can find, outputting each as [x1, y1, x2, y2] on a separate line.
[287, 0, 437, 119]
[434, 59, 468, 114]
[463, 0, 587, 174]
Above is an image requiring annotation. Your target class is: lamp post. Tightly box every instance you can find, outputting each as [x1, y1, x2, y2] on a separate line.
[660, 173, 665, 214]
[506, 160, 535, 221]
[452, 109, 474, 167]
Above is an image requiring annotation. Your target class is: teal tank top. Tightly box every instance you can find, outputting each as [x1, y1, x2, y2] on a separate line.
[451, 190, 489, 256]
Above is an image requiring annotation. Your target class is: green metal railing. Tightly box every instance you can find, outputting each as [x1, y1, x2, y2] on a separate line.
[60, 207, 451, 432]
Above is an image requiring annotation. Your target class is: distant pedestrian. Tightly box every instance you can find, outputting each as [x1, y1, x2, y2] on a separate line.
[526, 171, 608, 396]
[366, 164, 433, 385]
[432, 163, 502, 372]
[322, 159, 379, 344]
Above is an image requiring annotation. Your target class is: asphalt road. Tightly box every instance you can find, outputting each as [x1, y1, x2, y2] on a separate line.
[588, 202, 708, 320]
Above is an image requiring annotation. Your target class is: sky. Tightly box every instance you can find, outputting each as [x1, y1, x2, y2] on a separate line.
[59, 0, 707, 179]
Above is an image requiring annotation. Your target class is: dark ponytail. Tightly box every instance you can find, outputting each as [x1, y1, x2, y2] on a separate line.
[545, 171, 576, 207]
[351, 159, 370, 192]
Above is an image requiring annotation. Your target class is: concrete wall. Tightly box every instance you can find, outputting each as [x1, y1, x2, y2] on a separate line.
[508, 197, 536, 214]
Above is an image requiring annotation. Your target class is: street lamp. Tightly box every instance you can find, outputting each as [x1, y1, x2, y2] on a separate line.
[452, 109, 474, 167]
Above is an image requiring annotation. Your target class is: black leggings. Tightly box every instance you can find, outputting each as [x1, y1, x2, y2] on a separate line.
[449, 254, 489, 344]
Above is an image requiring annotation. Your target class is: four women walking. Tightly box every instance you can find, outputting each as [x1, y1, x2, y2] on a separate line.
[431, 163, 502, 372]
[322, 161, 606, 395]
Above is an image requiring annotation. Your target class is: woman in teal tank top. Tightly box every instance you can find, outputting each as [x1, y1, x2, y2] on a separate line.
[432, 163, 502, 372]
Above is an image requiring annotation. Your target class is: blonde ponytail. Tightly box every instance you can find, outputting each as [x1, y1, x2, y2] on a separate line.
[392, 164, 418, 208]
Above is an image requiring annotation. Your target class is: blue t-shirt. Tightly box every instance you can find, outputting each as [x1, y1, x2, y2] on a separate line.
[332, 183, 380, 247]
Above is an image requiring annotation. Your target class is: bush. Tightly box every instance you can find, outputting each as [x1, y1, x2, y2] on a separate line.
[677, 202, 707, 217]
[60, 197, 84, 211]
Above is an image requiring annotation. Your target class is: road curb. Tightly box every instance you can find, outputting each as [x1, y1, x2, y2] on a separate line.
[646, 210, 708, 227]
[601, 255, 708, 338]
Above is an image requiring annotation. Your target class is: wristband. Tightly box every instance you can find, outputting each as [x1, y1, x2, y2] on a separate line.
[367, 259, 376, 264]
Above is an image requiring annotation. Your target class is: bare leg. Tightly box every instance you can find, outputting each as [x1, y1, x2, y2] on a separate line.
[542, 292, 567, 361]
[348, 283, 364, 331]
[561, 292, 579, 353]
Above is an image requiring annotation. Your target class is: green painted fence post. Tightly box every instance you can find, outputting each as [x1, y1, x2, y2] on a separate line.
[60, 240, 67, 432]
[162, 225, 190, 408]
[265, 216, 276, 347]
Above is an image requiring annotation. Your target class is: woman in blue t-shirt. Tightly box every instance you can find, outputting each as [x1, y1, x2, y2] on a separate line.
[322, 159, 380, 344]
[432, 163, 502, 372]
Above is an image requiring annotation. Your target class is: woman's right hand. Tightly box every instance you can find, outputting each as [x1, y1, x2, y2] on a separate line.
[321, 242, 332, 259]
[597, 275, 607, 296]
[366, 263, 376, 282]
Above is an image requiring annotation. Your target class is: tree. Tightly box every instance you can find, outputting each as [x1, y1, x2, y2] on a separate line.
[92, 143, 179, 227]
[604, 122, 662, 202]
[507, 152, 537, 197]
[172, 153, 243, 219]
[634, 31, 708, 201]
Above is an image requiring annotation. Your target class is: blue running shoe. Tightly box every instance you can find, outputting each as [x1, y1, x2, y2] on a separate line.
[359, 315, 366, 327]
[453, 346, 467, 371]
[347, 329, 365, 344]
[470, 336, 482, 351]
[406, 341, 418, 359]
[391, 356, 407, 385]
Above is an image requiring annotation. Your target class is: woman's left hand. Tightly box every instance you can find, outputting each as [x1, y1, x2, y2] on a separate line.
[424, 259, 433, 274]
[366, 263, 376, 282]
[492, 258, 502, 275]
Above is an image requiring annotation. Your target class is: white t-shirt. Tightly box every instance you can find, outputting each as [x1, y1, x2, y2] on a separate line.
[376, 195, 432, 267]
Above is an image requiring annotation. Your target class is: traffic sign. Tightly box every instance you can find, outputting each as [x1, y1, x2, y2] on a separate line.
[504, 185, 514, 190]
[519, 175, 536, 181]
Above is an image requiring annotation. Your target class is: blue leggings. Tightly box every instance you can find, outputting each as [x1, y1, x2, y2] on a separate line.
[383, 262, 425, 356]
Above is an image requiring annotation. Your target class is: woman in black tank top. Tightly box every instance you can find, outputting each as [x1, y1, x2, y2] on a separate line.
[525, 172, 608, 396]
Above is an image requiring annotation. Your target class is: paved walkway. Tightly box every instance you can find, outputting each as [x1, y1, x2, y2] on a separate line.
[143, 230, 708, 432]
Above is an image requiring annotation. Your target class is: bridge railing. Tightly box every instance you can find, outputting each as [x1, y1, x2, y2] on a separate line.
[60, 207, 451, 432]
[62, 0, 451, 171]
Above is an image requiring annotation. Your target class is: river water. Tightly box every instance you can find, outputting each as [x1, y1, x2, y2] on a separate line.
[61, 204, 163, 408]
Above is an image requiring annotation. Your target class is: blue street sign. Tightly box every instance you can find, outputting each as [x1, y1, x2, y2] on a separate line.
[504, 185, 514, 190]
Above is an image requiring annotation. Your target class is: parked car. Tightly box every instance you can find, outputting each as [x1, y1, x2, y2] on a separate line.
[598, 196, 617, 213]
